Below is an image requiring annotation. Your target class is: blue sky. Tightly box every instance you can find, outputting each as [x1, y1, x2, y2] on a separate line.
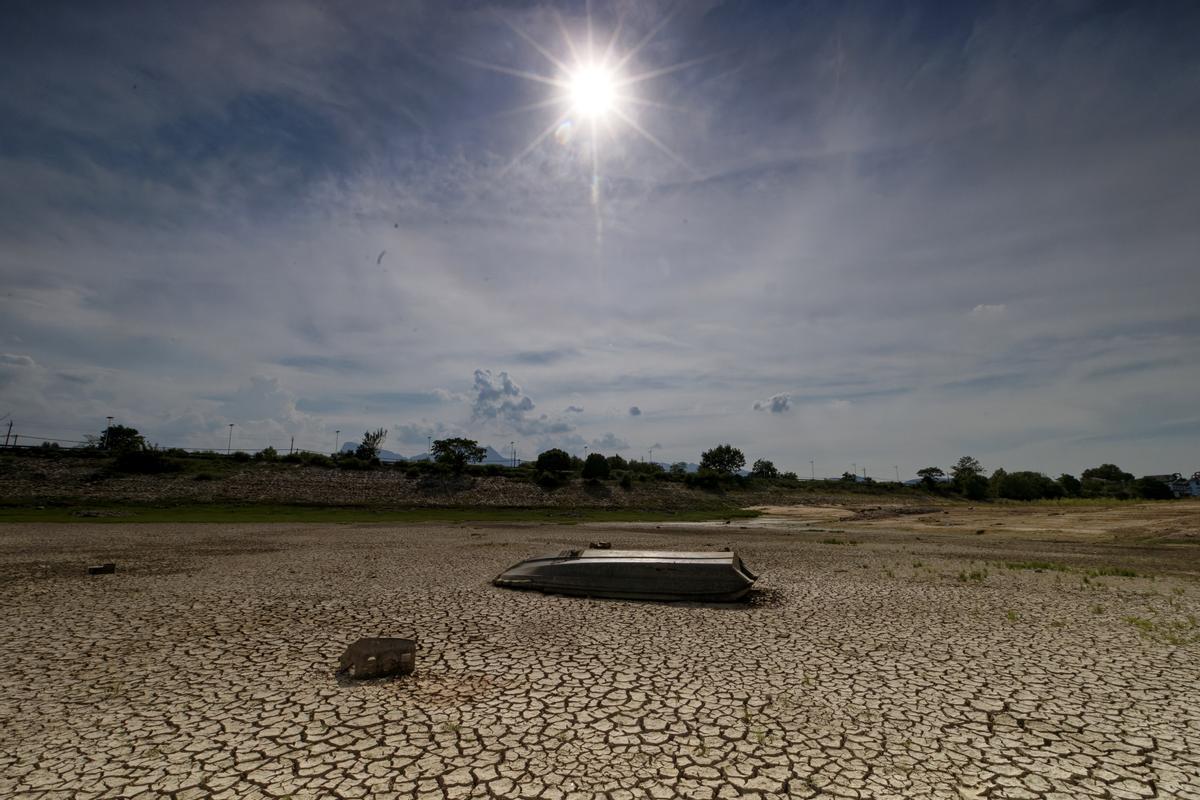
[1, 0, 1198, 476]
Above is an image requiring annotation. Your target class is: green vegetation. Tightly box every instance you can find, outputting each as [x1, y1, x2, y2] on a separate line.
[0, 503, 762, 525]
[1004, 561, 1139, 578]
[957, 568, 988, 583]
[1005, 561, 1072, 573]
[431, 438, 486, 473]
[1123, 614, 1199, 646]
[699, 444, 745, 476]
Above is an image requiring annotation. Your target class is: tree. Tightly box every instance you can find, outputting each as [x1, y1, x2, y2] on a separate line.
[581, 452, 611, 480]
[916, 467, 945, 488]
[750, 459, 779, 479]
[989, 468, 1008, 498]
[996, 471, 1061, 501]
[1133, 477, 1173, 500]
[1058, 473, 1082, 497]
[699, 444, 745, 476]
[1081, 463, 1134, 483]
[606, 454, 627, 471]
[535, 448, 572, 474]
[960, 474, 990, 501]
[356, 428, 388, 460]
[951, 456, 983, 492]
[431, 437, 486, 473]
[89, 424, 145, 453]
[669, 462, 688, 478]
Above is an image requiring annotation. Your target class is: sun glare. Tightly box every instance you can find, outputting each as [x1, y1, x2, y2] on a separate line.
[568, 65, 616, 118]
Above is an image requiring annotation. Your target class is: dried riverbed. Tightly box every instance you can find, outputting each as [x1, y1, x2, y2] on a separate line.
[2, 515, 1198, 799]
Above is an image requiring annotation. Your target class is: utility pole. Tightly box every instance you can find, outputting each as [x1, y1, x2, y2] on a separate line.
[810, 459, 815, 480]
[105, 416, 114, 449]
[4, 420, 11, 448]
[894, 465, 900, 482]
[863, 465, 867, 480]
[227, 423, 235, 454]
[334, 430, 340, 453]
[427, 435, 431, 458]
[648, 446, 654, 465]
[851, 462, 856, 478]
[511, 441, 516, 468]
[290, 436, 294, 455]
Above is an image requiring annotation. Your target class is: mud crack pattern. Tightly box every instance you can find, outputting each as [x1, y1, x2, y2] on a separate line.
[1, 522, 1198, 799]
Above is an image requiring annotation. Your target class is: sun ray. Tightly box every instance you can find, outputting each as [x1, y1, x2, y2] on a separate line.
[612, 6, 679, 73]
[472, 96, 565, 123]
[499, 113, 573, 177]
[611, 107, 694, 174]
[618, 52, 724, 87]
[456, 55, 566, 88]
[553, 9, 582, 65]
[600, 8, 626, 66]
[493, 11, 572, 75]
[615, 94, 688, 113]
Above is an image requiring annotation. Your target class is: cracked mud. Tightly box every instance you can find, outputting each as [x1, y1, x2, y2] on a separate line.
[2, 519, 1198, 799]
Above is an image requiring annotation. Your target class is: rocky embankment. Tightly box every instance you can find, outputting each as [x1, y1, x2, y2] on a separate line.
[1, 459, 734, 509]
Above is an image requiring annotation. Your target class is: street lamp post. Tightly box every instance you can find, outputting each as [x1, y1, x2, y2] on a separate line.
[227, 423, 235, 454]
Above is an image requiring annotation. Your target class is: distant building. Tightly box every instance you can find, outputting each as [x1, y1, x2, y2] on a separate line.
[1153, 472, 1200, 498]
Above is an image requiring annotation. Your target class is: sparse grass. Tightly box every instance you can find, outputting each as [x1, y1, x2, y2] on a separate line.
[0, 502, 761, 525]
[957, 568, 988, 583]
[1124, 614, 1200, 646]
[820, 538, 858, 546]
[1005, 610, 1020, 622]
[1091, 603, 1105, 615]
[1006, 561, 1072, 573]
[911, 560, 923, 568]
[1088, 566, 1137, 578]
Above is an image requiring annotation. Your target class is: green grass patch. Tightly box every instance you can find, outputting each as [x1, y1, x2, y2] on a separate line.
[1005, 561, 1072, 573]
[1088, 566, 1138, 578]
[0, 503, 761, 525]
[1123, 614, 1199, 645]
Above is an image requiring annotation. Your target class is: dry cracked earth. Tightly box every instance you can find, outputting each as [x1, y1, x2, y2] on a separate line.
[1, 518, 1199, 799]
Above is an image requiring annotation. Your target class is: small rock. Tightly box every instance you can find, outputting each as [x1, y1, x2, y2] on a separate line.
[337, 637, 416, 680]
[88, 563, 116, 575]
[590, 541, 611, 549]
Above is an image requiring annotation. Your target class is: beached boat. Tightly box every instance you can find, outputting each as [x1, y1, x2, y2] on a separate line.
[493, 548, 758, 602]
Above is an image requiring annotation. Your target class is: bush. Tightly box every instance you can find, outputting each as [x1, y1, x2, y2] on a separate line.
[231, 450, 251, 462]
[684, 469, 722, 492]
[996, 471, 1061, 501]
[536, 470, 565, 490]
[536, 448, 573, 474]
[960, 474, 990, 501]
[750, 459, 778, 479]
[581, 452, 611, 480]
[113, 450, 182, 474]
[254, 446, 279, 462]
[619, 473, 633, 490]
[1133, 477, 1174, 500]
[337, 455, 377, 471]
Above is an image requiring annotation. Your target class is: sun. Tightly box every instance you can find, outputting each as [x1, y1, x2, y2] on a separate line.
[568, 64, 616, 118]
